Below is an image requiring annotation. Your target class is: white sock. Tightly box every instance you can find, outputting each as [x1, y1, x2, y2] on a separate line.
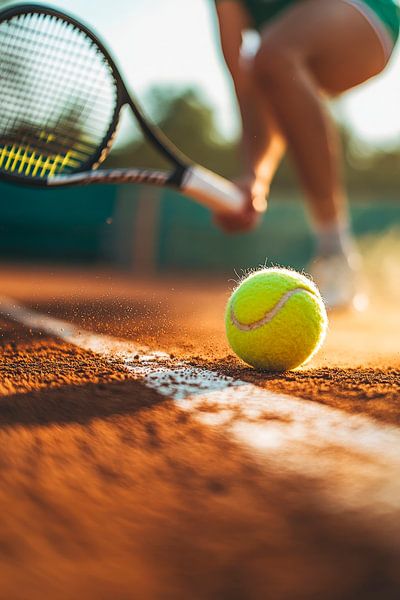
[314, 221, 356, 257]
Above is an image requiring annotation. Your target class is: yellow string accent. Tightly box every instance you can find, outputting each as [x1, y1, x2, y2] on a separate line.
[11, 145, 24, 172]
[18, 146, 30, 174]
[0, 146, 8, 168]
[0, 145, 80, 177]
[4, 145, 17, 171]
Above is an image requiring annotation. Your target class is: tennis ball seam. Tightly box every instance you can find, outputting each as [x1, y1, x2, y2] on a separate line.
[230, 287, 319, 331]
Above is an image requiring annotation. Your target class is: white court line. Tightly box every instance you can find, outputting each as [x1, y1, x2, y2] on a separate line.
[1, 296, 400, 526]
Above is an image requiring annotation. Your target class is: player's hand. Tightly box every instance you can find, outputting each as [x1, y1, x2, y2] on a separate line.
[213, 177, 268, 233]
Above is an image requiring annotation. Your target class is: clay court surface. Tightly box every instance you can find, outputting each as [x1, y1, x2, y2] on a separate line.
[0, 265, 399, 600]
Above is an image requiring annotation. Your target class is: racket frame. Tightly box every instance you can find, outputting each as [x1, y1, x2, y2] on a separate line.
[0, 3, 245, 213]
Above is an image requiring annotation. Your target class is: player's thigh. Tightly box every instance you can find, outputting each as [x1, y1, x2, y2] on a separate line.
[257, 0, 390, 95]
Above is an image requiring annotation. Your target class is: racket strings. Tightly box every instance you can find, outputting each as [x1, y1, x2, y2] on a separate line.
[0, 30, 115, 104]
[0, 19, 115, 138]
[0, 15, 114, 104]
[0, 11, 118, 178]
[0, 78, 115, 134]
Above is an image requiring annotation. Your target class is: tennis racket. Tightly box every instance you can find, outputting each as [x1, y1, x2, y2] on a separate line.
[0, 3, 245, 214]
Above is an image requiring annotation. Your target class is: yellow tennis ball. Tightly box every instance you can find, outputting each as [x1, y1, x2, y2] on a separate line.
[225, 268, 328, 371]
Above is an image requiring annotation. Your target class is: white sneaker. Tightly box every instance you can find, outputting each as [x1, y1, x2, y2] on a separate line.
[308, 251, 368, 311]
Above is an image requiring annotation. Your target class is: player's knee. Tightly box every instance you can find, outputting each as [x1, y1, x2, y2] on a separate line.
[253, 37, 299, 85]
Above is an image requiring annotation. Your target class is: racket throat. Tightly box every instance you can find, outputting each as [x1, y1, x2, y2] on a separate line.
[166, 165, 187, 187]
[48, 169, 172, 187]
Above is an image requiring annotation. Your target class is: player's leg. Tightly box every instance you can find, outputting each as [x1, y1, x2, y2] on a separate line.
[254, 0, 392, 226]
[252, 0, 397, 308]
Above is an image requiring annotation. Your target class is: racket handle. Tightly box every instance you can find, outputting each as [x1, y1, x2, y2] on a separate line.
[182, 166, 245, 214]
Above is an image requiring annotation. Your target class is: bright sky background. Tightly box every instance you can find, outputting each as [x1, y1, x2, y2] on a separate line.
[7, 0, 400, 148]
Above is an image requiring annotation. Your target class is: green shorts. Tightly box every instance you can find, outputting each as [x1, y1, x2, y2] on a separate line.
[350, 0, 400, 44]
[214, 1, 400, 46]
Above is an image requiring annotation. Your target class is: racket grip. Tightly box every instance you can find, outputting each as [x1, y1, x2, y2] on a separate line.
[182, 166, 245, 214]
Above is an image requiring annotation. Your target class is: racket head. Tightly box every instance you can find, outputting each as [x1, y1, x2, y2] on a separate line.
[0, 3, 127, 186]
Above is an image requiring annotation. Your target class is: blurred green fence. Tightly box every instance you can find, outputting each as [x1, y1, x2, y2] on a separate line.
[0, 181, 119, 262]
[0, 181, 399, 272]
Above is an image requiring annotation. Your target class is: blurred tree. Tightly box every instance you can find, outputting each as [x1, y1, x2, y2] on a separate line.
[106, 87, 240, 179]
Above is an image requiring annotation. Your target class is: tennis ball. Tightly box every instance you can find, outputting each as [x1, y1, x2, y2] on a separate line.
[225, 268, 328, 371]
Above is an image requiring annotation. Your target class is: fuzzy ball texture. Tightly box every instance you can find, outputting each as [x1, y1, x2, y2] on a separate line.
[225, 268, 328, 371]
